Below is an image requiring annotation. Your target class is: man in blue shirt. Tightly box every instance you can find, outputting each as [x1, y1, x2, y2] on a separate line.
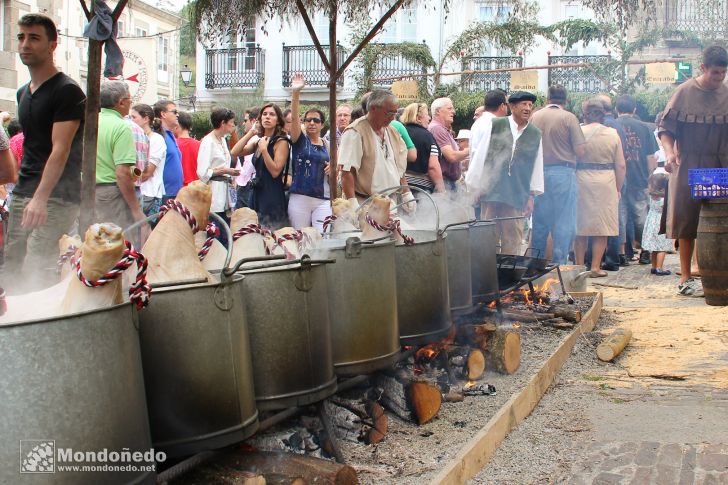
[153, 100, 182, 201]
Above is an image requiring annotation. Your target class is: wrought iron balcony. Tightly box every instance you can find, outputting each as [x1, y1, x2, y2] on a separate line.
[370, 43, 430, 87]
[460, 56, 523, 93]
[548, 55, 610, 94]
[282, 44, 346, 87]
[663, 0, 728, 39]
[205, 47, 265, 89]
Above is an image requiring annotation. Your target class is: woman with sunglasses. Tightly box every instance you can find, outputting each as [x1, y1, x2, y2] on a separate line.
[286, 73, 332, 232]
[231, 103, 291, 228]
[197, 108, 240, 245]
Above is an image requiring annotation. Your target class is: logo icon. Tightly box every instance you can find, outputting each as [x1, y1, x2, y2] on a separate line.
[20, 440, 55, 473]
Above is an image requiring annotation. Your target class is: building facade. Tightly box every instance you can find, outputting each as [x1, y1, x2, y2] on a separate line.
[0, 0, 183, 114]
[194, 0, 616, 107]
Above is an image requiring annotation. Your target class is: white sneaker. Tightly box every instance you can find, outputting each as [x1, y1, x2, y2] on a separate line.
[677, 277, 704, 297]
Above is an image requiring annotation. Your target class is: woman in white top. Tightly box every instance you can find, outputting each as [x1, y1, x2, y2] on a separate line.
[197, 108, 240, 243]
[131, 104, 167, 222]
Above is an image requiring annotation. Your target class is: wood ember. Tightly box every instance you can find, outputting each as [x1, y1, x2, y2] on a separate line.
[462, 383, 497, 396]
[218, 451, 358, 485]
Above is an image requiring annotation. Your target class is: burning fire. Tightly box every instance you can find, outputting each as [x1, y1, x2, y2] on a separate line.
[501, 278, 560, 306]
[414, 326, 458, 363]
[464, 380, 476, 389]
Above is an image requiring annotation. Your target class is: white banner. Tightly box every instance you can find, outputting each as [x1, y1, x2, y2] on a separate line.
[102, 38, 158, 105]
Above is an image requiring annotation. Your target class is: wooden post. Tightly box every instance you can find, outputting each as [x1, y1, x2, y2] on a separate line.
[79, 37, 102, 233]
[327, 2, 338, 200]
[78, 0, 128, 233]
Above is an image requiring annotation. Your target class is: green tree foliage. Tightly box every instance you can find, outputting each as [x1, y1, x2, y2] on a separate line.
[353, 41, 436, 98]
[179, 1, 196, 57]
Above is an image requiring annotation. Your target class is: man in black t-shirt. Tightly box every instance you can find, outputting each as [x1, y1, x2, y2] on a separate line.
[1, 14, 85, 292]
[615, 95, 658, 263]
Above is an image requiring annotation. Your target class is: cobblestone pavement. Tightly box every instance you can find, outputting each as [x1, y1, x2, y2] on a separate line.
[568, 442, 728, 484]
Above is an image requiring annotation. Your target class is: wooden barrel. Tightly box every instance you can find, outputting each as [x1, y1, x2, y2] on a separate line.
[697, 198, 728, 306]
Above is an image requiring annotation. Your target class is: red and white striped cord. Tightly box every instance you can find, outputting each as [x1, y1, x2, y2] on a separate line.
[197, 222, 220, 261]
[57, 245, 79, 274]
[322, 215, 337, 232]
[232, 223, 270, 241]
[365, 213, 415, 246]
[73, 240, 152, 310]
[158, 199, 199, 233]
[275, 230, 304, 259]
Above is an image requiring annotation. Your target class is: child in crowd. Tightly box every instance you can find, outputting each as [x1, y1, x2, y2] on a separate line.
[641, 172, 673, 275]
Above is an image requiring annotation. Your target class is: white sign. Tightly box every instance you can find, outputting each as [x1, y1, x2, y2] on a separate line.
[102, 38, 158, 105]
[645, 62, 677, 85]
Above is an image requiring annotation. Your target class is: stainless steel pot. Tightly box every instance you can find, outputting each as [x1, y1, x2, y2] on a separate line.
[138, 273, 258, 458]
[395, 230, 452, 345]
[314, 236, 400, 376]
[470, 220, 499, 303]
[442, 221, 475, 315]
[135, 214, 258, 458]
[363, 185, 453, 346]
[237, 256, 337, 410]
[0, 303, 155, 485]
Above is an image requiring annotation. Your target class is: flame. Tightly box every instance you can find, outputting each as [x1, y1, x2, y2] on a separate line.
[512, 322, 521, 329]
[416, 347, 438, 360]
[487, 301, 497, 309]
[464, 380, 476, 389]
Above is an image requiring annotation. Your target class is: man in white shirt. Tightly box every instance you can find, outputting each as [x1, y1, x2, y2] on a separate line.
[339, 90, 413, 208]
[466, 91, 544, 254]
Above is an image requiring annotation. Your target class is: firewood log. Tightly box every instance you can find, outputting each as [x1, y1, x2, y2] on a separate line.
[550, 305, 582, 323]
[456, 323, 497, 351]
[223, 451, 358, 485]
[326, 397, 388, 444]
[143, 181, 213, 284]
[597, 328, 632, 362]
[485, 331, 521, 374]
[374, 372, 441, 425]
[466, 349, 486, 380]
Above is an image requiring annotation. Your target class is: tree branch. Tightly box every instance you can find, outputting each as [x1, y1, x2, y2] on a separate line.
[296, 0, 331, 73]
[335, 0, 406, 80]
[78, 0, 91, 20]
[112, 0, 129, 21]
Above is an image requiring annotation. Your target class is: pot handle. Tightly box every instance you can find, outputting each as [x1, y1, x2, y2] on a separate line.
[233, 254, 337, 273]
[438, 219, 477, 236]
[357, 185, 440, 232]
[225, 254, 287, 275]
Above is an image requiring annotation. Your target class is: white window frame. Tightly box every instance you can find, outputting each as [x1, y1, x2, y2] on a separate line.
[380, 4, 418, 43]
[158, 35, 169, 83]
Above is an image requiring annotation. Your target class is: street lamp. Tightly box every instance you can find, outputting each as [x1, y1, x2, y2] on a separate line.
[180, 64, 193, 86]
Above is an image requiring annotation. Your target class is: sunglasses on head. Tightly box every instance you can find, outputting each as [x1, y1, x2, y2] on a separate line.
[304, 117, 322, 123]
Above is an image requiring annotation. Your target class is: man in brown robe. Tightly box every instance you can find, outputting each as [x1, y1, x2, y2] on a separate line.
[658, 45, 728, 296]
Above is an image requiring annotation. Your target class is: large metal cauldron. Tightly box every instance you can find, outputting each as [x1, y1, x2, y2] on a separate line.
[0, 303, 155, 485]
[238, 256, 337, 410]
[395, 230, 452, 345]
[443, 221, 475, 315]
[138, 273, 258, 458]
[314, 236, 400, 375]
[135, 213, 258, 458]
[470, 220, 499, 302]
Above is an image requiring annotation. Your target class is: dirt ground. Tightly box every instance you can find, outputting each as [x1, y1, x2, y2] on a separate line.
[471, 253, 728, 484]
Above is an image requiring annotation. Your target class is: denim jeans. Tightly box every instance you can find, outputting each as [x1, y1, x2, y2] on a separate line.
[625, 186, 650, 252]
[532, 165, 576, 265]
[605, 184, 629, 265]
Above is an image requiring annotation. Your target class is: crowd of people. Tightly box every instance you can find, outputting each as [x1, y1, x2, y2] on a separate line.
[1, 12, 726, 300]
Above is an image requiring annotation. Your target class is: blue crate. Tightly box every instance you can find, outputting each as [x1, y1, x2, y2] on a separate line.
[688, 168, 728, 198]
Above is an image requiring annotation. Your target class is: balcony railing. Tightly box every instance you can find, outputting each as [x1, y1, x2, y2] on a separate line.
[460, 56, 523, 93]
[282, 45, 346, 87]
[371, 43, 430, 87]
[205, 47, 265, 89]
[664, 0, 728, 38]
[548, 55, 610, 94]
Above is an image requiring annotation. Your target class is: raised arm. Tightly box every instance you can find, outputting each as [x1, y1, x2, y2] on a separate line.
[290, 73, 304, 144]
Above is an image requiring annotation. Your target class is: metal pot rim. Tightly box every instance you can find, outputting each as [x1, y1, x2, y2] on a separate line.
[0, 300, 133, 328]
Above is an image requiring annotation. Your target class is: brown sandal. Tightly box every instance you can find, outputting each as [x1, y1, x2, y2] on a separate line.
[588, 270, 608, 278]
